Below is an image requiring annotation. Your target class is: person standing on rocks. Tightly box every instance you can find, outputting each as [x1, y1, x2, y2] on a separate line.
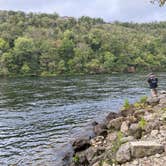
[147, 73, 158, 97]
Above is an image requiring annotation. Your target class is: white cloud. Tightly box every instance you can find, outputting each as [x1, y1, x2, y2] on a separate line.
[0, 0, 166, 22]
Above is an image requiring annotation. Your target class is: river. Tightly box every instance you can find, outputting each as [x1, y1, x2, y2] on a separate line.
[0, 73, 165, 165]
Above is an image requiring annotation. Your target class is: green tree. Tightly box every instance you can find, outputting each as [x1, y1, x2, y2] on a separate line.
[13, 37, 39, 74]
[103, 51, 115, 72]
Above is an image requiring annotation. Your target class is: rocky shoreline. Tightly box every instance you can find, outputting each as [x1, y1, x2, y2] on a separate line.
[63, 91, 166, 166]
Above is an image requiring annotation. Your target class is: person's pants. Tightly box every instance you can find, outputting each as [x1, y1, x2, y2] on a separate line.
[151, 88, 158, 97]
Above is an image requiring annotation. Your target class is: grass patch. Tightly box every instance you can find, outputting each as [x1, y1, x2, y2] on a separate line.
[123, 99, 130, 109]
[140, 96, 148, 104]
[138, 117, 147, 129]
[72, 155, 79, 164]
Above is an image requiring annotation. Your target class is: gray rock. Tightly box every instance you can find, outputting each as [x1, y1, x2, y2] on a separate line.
[106, 112, 120, 123]
[121, 136, 135, 144]
[90, 136, 105, 147]
[107, 132, 118, 142]
[94, 123, 108, 137]
[107, 117, 124, 130]
[85, 146, 105, 163]
[72, 137, 91, 152]
[92, 162, 100, 166]
[129, 123, 142, 139]
[126, 115, 138, 123]
[120, 121, 129, 134]
[160, 130, 166, 137]
[120, 106, 135, 117]
[159, 97, 166, 104]
[144, 120, 161, 133]
[150, 130, 159, 137]
[147, 97, 160, 106]
[130, 141, 164, 158]
[116, 143, 131, 163]
[133, 110, 145, 120]
[160, 90, 166, 94]
[144, 113, 157, 122]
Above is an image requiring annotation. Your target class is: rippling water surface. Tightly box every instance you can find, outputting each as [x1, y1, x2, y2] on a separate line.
[0, 73, 165, 165]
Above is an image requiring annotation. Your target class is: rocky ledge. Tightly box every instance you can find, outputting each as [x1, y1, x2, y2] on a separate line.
[64, 91, 166, 166]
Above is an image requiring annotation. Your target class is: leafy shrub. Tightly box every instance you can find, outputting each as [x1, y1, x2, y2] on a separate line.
[123, 99, 130, 109]
[140, 96, 148, 104]
[72, 155, 79, 164]
[138, 117, 147, 129]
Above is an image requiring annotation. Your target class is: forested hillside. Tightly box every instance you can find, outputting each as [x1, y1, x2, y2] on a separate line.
[0, 10, 166, 76]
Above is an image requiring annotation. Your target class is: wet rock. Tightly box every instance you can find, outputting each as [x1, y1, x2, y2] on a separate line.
[92, 121, 98, 126]
[129, 123, 142, 139]
[107, 117, 124, 130]
[105, 112, 120, 123]
[72, 137, 91, 153]
[72, 152, 89, 166]
[130, 141, 164, 158]
[62, 152, 73, 166]
[116, 143, 131, 163]
[94, 123, 108, 137]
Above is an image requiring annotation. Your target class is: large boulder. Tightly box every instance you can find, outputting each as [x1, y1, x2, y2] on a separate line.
[116, 143, 131, 163]
[105, 112, 120, 123]
[85, 146, 105, 164]
[94, 123, 108, 137]
[128, 123, 142, 139]
[147, 97, 160, 106]
[116, 141, 164, 164]
[72, 137, 91, 153]
[107, 117, 124, 130]
[144, 120, 161, 133]
[130, 141, 164, 158]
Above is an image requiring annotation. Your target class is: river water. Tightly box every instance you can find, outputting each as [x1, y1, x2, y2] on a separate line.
[0, 73, 165, 165]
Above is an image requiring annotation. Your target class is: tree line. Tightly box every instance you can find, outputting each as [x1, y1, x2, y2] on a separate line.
[0, 10, 166, 76]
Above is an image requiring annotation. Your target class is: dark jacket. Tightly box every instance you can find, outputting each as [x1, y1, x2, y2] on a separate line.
[147, 76, 158, 89]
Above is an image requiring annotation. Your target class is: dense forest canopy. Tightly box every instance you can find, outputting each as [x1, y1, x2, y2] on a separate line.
[0, 10, 166, 76]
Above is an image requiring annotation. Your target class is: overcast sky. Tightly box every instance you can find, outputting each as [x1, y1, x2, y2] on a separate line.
[0, 0, 166, 22]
